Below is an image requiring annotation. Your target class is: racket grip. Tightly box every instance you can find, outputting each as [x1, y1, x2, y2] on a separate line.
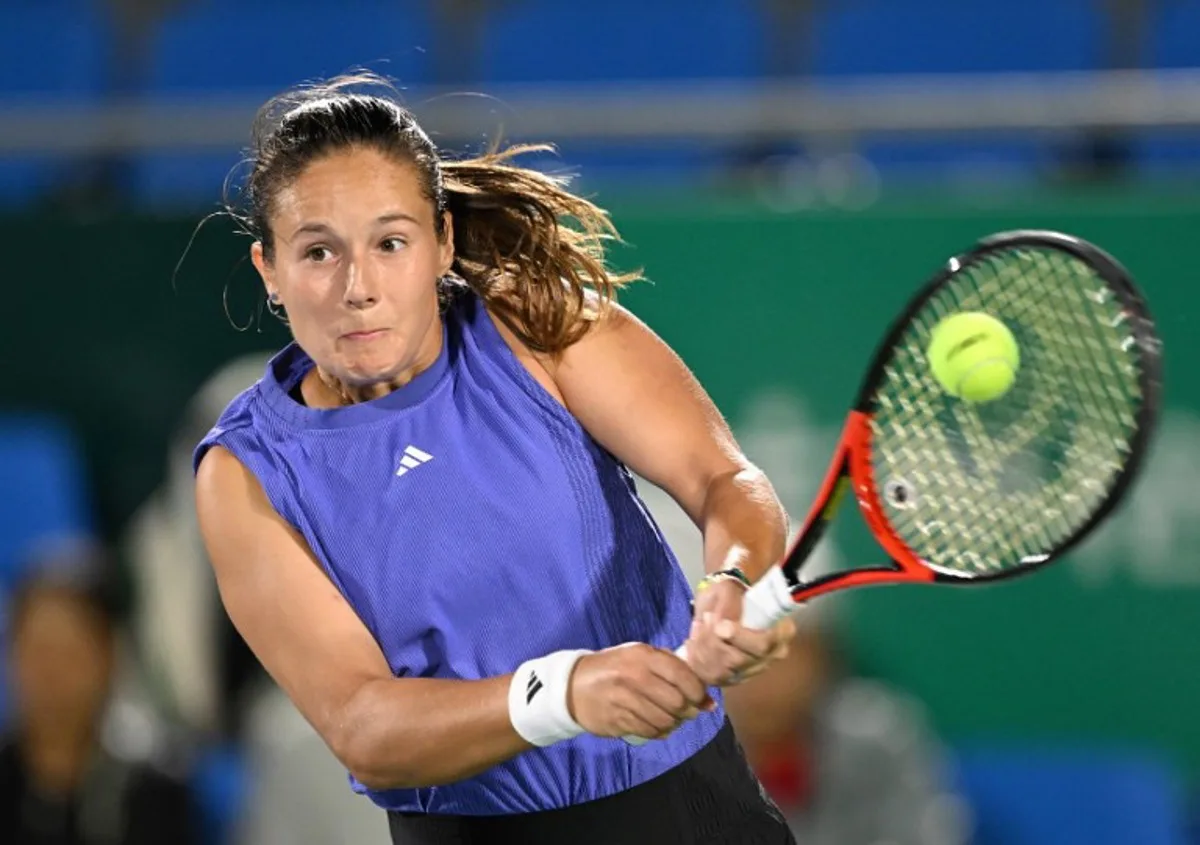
[622, 566, 796, 747]
[740, 565, 796, 630]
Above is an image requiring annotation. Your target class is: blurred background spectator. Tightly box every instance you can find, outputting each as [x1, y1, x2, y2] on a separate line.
[1, 0, 1199, 843]
[723, 606, 969, 845]
[0, 538, 197, 845]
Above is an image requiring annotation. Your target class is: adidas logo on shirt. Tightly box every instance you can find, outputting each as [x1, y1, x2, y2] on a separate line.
[395, 445, 434, 477]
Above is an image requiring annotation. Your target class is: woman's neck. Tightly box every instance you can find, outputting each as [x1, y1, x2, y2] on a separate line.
[312, 367, 412, 405]
[304, 320, 444, 408]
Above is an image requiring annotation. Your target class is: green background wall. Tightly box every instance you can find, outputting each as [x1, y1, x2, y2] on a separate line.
[4, 190, 1197, 778]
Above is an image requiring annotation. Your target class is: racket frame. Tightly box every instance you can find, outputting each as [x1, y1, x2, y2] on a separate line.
[773, 229, 1163, 606]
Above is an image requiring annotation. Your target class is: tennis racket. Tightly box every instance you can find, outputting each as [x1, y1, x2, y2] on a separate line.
[626, 229, 1161, 745]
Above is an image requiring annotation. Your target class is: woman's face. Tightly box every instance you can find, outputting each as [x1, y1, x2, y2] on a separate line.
[252, 146, 454, 388]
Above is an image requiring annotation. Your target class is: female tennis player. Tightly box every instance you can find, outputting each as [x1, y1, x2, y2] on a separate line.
[193, 72, 797, 844]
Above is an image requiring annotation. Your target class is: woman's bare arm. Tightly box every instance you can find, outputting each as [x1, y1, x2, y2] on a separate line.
[195, 445, 528, 789]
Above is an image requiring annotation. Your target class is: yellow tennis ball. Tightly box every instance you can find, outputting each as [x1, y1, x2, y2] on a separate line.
[926, 312, 1020, 403]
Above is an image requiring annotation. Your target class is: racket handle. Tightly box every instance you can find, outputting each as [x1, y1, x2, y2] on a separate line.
[739, 565, 796, 630]
[622, 566, 796, 746]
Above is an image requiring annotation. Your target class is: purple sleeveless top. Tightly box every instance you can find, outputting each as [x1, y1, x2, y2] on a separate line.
[194, 288, 724, 814]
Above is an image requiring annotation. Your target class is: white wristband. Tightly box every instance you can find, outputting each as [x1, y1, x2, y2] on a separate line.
[508, 649, 592, 747]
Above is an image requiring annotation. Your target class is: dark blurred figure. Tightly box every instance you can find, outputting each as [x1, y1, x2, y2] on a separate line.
[1055, 0, 1153, 183]
[46, 0, 189, 213]
[427, 0, 504, 87]
[0, 540, 198, 845]
[724, 0, 817, 169]
[724, 610, 970, 845]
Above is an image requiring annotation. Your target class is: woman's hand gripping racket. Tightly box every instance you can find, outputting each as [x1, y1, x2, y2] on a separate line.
[625, 229, 1162, 746]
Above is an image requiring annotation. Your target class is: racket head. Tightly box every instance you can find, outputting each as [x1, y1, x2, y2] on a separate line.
[860, 229, 1161, 583]
[782, 230, 1162, 600]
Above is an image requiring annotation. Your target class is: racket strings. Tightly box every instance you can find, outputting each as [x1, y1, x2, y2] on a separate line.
[871, 246, 1145, 576]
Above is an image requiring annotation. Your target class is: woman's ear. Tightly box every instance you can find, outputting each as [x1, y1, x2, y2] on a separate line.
[250, 241, 276, 301]
[439, 212, 455, 277]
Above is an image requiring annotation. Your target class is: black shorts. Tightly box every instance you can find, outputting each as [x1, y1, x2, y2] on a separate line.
[387, 719, 796, 845]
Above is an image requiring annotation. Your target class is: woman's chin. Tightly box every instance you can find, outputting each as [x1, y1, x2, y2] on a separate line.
[337, 355, 413, 390]
[334, 348, 405, 385]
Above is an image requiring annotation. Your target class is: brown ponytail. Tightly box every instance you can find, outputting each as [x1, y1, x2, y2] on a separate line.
[442, 144, 641, 354]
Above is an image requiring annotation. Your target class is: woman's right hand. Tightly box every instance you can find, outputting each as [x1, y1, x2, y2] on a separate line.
[567, 643, 714, 740]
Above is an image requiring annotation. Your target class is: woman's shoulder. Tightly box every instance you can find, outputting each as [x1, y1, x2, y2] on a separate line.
[440, 280, 517, 362]
[443, 281, 572, 407]
[190, 351, 288, 475]
[204, 380, 267, 441]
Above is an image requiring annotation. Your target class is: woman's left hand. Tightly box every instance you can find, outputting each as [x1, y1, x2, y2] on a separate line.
[683, 577, 795, 687]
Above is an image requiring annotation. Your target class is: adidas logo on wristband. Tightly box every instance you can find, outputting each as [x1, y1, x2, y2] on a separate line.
[526, 672, 544, 704]
[508, 650, 592, 747]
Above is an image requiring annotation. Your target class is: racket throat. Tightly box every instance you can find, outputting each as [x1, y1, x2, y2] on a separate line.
[784, 411, 870, 565]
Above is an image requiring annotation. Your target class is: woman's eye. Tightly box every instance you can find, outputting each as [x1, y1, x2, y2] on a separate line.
[380, 237, 407, 253]
[306, 245, 332, 262]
